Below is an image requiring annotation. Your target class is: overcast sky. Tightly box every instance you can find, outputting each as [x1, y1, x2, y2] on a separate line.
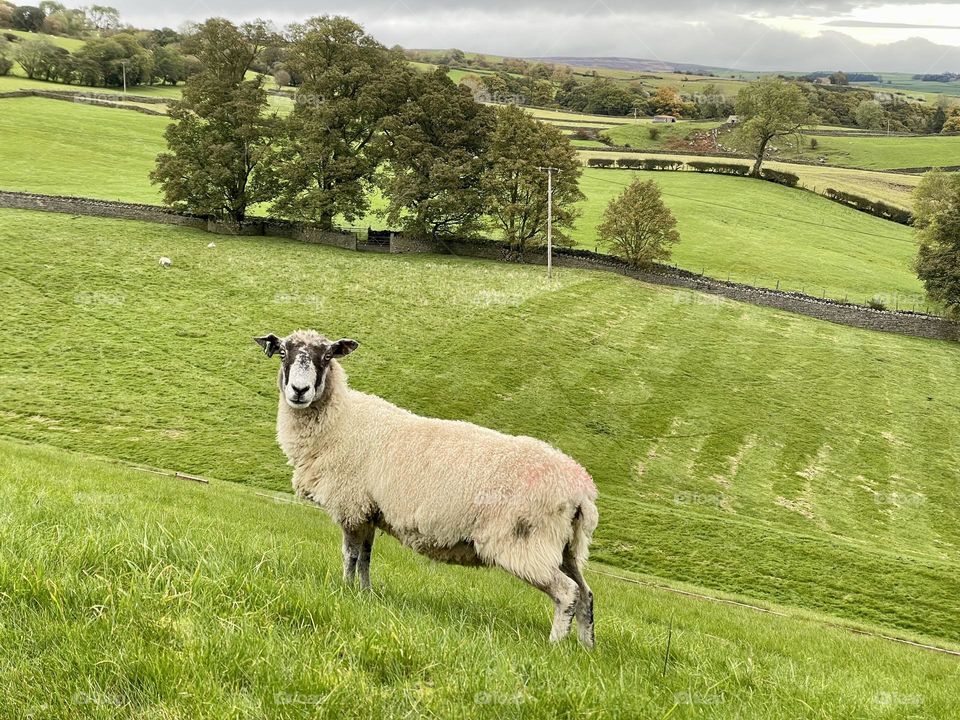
[112, 1, 960, 73]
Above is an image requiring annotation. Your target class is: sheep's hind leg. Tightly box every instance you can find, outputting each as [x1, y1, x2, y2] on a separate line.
[561, 550, 595, 649]
[356, 525, 376, 590]
[533, 570, 580, 643]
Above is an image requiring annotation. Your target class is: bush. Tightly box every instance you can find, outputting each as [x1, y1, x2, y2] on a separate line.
[824, 188, 913, 225]
[688, 161, 751, 176]
[810, 138, 818, 150]
[0, 56, 11, 76]
[616, 158, 643, 169]
[642, 159, 683, 171]
[648, 126, 661, 141]
[759, 169, 800, 187]
[587, 157, 616, 168]
[867, 296, 888, 311]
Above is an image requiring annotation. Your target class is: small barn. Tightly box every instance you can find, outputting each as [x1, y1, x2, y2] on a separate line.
[652, 115, 677, 123]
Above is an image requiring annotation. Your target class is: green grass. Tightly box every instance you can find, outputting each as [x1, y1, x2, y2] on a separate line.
[0, 96, 168, 203]
[603, 120, 722, 150]
[575, 169, 923, 303]
[578, 149, 922, 208]
[4, 28, 86, 51]
[2, 438, 959, 718]
[776, 133, 960, 170]
[2, 208, 960, 652]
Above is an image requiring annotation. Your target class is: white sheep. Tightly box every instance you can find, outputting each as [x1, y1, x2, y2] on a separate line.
[159, 256, 172, 268]
[255, 329, 599, 647]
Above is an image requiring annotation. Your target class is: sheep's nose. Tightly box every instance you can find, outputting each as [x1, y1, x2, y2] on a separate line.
[290, 384, 309, 397]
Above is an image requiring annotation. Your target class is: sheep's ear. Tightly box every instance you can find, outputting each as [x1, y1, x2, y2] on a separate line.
[254, 334, 282, 358]
[330, 338, 358, 358]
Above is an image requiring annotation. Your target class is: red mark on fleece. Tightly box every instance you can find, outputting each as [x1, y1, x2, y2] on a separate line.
[522, 458, 595, 494]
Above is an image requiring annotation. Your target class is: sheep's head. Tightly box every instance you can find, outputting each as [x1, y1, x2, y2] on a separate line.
[254, 330, 358, 410]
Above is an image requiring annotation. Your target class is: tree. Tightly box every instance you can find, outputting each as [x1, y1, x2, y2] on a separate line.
[733, 76, 812, 176]
[151, 19, 278, 224]
[830, 71, 849, 86]
[855, 100, 885, 130]
[930, 95, 949, 133]
[0, 34, 11, 75]
[271, 15, 409, 229]
[152, 44, 187, 85]
[380, 68, 494, 240]
[913, 170, 960, 316]
[652, 85, 684, 117]
[597, 179, 679, 267]
[942, 113, 960, 134]
[85, 5, 119, 32]
[74, 34, 154, 86]
[0, 2, 14, 29]
[482, 104, 583, 252]
[15, 36, 60, 79]
[12, 5, 45, 32]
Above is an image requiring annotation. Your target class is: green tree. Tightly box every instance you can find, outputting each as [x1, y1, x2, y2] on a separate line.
[74, 34, 154, 86]
[597, 178, 679, 267]
[15, 36, 60, 79]
[271, 15, 409, 229]
[379, 68, 494, 240]
[482, 104, 583, 252]
[151, 19, 278, 224]
[913, 170, 960, 316]
[85, 5, 119, 32]
[855, 100, 885, 130]
[12, 5, 45, 32]
[733, 76, 812, 176]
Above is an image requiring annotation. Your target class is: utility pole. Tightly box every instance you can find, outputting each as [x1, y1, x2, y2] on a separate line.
[121, 60, 128, 96]
[538, 166, 559, 278]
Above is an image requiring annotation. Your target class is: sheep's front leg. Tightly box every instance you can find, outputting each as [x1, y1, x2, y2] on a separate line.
[341, 523, 375, 590]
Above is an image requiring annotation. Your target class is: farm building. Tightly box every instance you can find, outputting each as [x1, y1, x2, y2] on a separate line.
[652, 115, 677, 123]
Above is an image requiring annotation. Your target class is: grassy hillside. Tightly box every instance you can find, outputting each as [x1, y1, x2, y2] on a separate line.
[603, 120, 721, 150]
[0, 97, 167, 203]
[2, 438, 958, 718]
[576, 169, 923, 304]
[0, 97, 925, 305]
[578, 150, 922, 209]
[2, 208, 959, 649]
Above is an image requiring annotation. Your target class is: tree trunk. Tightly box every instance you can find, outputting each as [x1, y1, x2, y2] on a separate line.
[751, 137, 770, 177]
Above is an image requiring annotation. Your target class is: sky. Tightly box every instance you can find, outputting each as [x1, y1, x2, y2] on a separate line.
[112, 1, 960, 73]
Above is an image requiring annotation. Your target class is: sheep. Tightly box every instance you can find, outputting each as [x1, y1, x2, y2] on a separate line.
[159, 256, 172, 268]
[254, 329, 599, 647]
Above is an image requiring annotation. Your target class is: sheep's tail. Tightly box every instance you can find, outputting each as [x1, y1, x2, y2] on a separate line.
[568, 500, 599, 566]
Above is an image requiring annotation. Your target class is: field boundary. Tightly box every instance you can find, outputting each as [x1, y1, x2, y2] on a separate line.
[2, 188, 957, 342]
[0, 89, 168, 115]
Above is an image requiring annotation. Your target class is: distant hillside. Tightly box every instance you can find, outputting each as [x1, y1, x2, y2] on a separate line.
[530, 56, 730, 75]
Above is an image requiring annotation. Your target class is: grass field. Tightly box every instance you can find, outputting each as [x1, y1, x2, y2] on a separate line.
[3, 438, 958, 718]
[777, 133, 960, 170]
[576, 169, 923, 304]
[603, 120, 721, 150]
[577, 150, 922, 209]
[2, 208, 960, 654]
[0, 97, 927, 304]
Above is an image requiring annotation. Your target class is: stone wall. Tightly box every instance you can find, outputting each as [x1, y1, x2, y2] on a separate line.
[0, 89, 167, 115]
[1, 189, 957, 342]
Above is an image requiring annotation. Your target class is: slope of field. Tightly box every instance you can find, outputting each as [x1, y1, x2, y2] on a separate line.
[2, 439, 957, 718]
[576, 169, 924, 304]
[2, 209, 959, 648]
[0, 96, 167, 203]
[4, 28, 86, 51]
[577, 149, 922, 209]
[603, 119, 721, 149]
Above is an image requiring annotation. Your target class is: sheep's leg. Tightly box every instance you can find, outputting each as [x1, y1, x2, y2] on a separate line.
[341, 523, 375, 590]
[533, 570, 580, 643]
[356, 525, 375, 591]
[561, 551, 595, 649]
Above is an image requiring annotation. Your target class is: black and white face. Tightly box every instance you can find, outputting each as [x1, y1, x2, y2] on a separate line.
[254, 332, 358, 410]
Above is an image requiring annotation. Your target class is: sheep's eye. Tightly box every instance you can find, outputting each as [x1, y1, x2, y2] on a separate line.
[278, 349, 286, 358]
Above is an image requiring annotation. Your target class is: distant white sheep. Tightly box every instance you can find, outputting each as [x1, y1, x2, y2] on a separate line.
[255, 329, 599, 647]
[207, 243, 216, 249]
[159, 257, 172, 268]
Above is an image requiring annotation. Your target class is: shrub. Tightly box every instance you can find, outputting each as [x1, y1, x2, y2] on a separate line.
[823, 188, 913, 225]
[867, 296, 888, 311]
[587, 157, 616, 168]
[597, 178, 680, 267]
[810, 138, 819, 149]
[616, 158, 643, 169]
[759, 169, 800, 187]
[642, 159, 683, 171]
[0, 56, 11, 76]
[648, 126, 661, 141]
[688, 161, 751, 176]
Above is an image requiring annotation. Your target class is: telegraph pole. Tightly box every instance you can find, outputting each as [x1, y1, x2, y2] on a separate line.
[538, 166, 559, 278]
[120, 60, 127, 96]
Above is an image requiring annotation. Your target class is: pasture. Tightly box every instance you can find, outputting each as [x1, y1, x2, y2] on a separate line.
[576, 168, 922, 304]
[0, 97, 927, 304]
[2, 208, 959, 651]
[2, 438, 958, 718]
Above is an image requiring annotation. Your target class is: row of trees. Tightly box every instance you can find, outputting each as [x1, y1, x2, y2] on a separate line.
[0, 2, 120, 35]
[6, 29, 197, 86]
[151, 17, 583, 250]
